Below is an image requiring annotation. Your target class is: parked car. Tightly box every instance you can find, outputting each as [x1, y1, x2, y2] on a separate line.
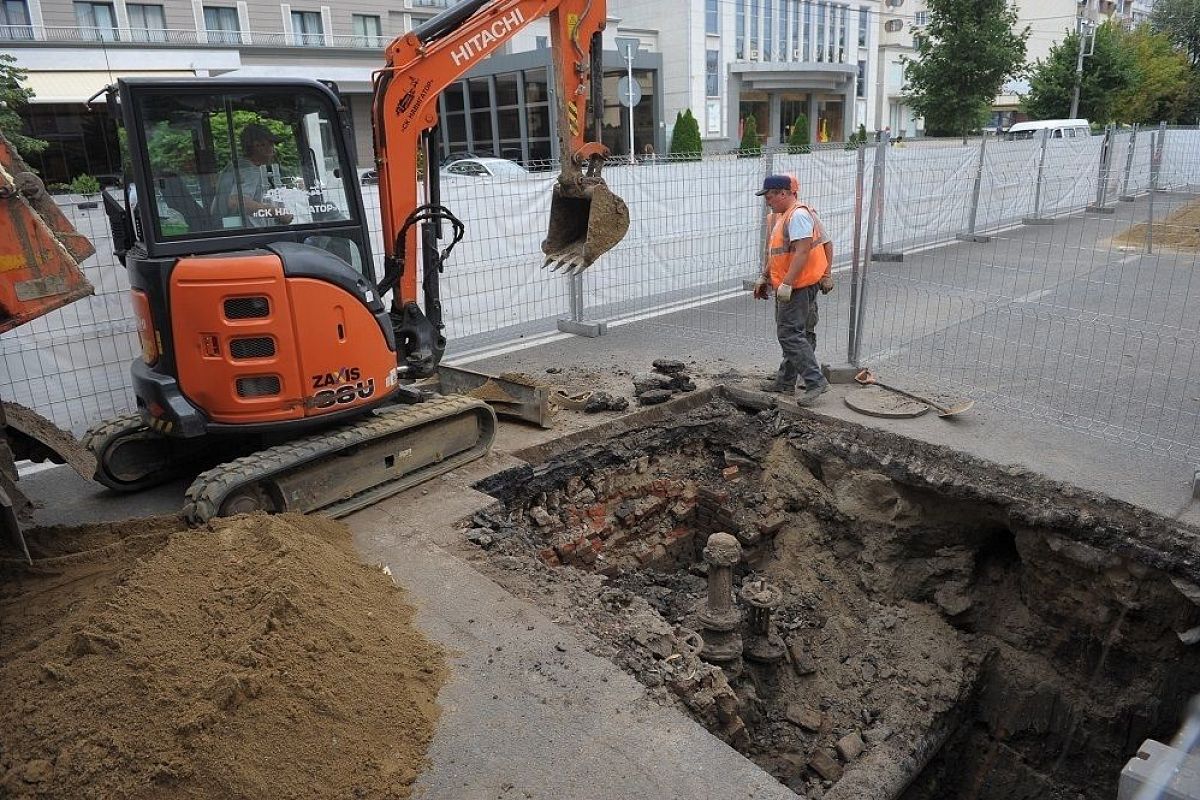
[441, 151, 493, 167]
[440, 158, 530, 179]
[1005, 119, 1091, 141]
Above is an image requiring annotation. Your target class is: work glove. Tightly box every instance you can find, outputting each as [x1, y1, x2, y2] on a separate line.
[818, 273, 834, 294]
[777, 283, 793, 302]
[752, 275, 770, 300]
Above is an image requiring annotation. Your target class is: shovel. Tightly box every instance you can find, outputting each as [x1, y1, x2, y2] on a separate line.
[854, 369, 974, 418]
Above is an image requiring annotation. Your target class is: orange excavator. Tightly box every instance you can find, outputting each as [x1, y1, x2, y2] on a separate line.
[79, 0, 628, 521]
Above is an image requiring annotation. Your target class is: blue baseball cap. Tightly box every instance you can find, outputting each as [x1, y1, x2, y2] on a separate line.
[755, 174, 793, 195]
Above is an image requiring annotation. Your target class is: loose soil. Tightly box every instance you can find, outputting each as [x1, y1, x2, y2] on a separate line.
[0, 513, 446, 800]
[1115, 199, 1200, 252]
[466, 394, 1200, 799]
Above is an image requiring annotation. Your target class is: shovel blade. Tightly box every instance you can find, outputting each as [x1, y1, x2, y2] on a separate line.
[541, 180, 630, 275]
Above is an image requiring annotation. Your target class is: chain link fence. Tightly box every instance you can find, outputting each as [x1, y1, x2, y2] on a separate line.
[4, 126, 1197, 467]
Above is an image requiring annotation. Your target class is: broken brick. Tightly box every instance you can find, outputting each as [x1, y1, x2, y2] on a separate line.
[722, 465, 740, 480]
[757, 513, 788, 535]
[836, 732, 865, 762]
[808, 751, 843, 782]
[538, 548, 560, 566]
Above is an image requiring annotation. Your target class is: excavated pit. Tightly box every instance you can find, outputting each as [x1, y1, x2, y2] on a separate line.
[468, 389, 1200, 800]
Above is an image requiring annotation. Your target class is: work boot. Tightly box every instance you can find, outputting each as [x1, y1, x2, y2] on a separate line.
[794, 381, 830, 407]
[759, 380, 794, 394]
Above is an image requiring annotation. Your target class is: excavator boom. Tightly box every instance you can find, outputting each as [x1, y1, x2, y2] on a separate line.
[373, 0, 629, 320]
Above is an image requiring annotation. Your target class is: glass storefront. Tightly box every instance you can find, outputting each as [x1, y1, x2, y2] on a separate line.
[19, 104, 121, 187]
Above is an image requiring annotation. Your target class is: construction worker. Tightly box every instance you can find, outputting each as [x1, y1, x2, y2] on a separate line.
[753, 174, 834, 405]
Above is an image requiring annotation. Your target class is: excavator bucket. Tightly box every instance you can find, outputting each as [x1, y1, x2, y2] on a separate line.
[0, 134, 95, 334]
[541, 179, 630, 275]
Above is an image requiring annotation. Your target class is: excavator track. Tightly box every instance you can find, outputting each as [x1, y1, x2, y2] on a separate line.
[182, 395, 496, 525]
[83, 413, 208, 493]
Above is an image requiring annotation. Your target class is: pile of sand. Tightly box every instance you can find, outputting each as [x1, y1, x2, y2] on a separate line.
[1115, 200, 1200, 252]
[1, 513, 446, 799]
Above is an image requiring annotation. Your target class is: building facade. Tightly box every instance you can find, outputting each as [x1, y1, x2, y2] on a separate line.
[611, 0, 882, 151]
[4, 0, 662, 184]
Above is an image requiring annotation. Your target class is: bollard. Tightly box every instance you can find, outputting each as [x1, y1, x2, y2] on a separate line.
[1023, 128, 1054, 225]
[957, 135, 991, 242]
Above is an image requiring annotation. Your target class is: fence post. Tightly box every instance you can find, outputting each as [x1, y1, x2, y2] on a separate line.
[556, 273, 607, 337]
[957, 135, 991, 243]
[1118, 124, 1138, 202]
[1023, 128, 1054, 225]
[871, 129, 903, 262]
[1153, 121, 1167, 191]
[1087, 124, 1116, 214]
[847, 142, 867, 365]
[1146, 130, 1159, 256]
[854, 141, 885, 360]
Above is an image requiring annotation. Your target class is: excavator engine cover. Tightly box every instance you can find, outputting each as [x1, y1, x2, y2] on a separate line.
[542, 179, 630, 275]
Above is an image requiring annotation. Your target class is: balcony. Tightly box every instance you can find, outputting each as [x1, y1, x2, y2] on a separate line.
[1, 25, 390, 49]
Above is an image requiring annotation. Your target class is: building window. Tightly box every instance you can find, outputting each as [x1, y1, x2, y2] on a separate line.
[749, 0, 759, 59]
[0, 1, 32, 39]
[705, 49, 719, 97]
[736, 0, 745, 59]
[779, 0, 788, 60]
[837, 4, 846, 62]
[412, 0, 450, 6]
[792, 0, 801, 59]
[815, 1, 824, 62]
[203, 5, 240, 43]
[803, 0, 812, 60]
[856, 60, 865, 97]
[764, 0, 772, 59]
[291, 9, 323, 46]
[914, 10, 928, 26]
[352, 13, 382, 47]
[128, 3, 167, 42]
[706, 98, 721, 135]
[706, 0, 718, 34]
[858, 6, 868, 46]
[75, 1, 119, 40]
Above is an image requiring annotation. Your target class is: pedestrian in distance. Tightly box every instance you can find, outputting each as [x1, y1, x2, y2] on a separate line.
[752, 174, 834, 406]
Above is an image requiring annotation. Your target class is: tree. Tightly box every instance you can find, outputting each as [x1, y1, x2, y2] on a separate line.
[1021, 22, 1134, 124]
[1114, 26, 1192, 124]
[1150, 0, 1200, 66]
[669, 109, 701, 159]
[0, 54, 47, 156]
[901, 0, 1028, 140]
[787, 114, 811, 154]
[739, 115, 761, 156]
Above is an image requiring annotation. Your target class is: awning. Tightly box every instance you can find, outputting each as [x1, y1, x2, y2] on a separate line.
[20, 70, 197, 104]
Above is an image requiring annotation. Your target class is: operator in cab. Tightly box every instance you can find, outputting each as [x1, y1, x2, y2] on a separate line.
[212, 123, 293, 227]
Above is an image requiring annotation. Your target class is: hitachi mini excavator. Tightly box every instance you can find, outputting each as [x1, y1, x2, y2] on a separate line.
[87, 0, 629, 522]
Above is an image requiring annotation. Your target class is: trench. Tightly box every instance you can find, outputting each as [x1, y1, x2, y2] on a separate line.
[469, 390, 1200, 800]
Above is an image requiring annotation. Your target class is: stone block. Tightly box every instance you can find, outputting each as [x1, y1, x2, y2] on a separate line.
[785, 703, 824, 732]
[758, 513, 788, 535]
[836, 731, 865, 762]
[1119, 739, 1200, 800]
[807, 750, 843, 782]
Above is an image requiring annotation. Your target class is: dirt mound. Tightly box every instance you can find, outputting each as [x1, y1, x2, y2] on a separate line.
[1, 513, 446, 799]
[1115, 199, 1200, 252]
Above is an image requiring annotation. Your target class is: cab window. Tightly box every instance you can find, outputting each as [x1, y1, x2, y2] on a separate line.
[136, 89, 354, 239]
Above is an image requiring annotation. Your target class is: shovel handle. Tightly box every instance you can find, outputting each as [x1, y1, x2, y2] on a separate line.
[854, 369, 957, 415]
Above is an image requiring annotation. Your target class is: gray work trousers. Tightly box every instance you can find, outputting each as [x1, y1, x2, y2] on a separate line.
[773, 285, 824, 390]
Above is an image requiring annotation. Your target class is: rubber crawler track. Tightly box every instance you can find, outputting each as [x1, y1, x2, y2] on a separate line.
[182, 395, 492, 525]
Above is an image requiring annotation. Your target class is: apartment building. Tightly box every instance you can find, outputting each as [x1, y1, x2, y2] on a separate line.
[4, 0, 662, 184]
[878, 0, 1155, 137]
[611, 0, 882, 151]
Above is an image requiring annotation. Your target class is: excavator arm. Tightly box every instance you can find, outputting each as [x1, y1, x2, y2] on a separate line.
[372, 0, 629, 376]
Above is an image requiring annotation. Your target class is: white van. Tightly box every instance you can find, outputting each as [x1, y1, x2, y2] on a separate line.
[1005, 119, 1092, 141]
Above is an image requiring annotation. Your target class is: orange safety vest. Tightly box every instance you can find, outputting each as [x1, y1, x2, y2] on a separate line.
[766, 202, 828, 290]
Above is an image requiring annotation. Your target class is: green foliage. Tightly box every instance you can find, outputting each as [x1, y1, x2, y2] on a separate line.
[145, 110, 299, 177]
[668, 108, 702, 159]
[738, 115, 761, 157]
[69, 174, 100, 195]
[1150, 0, 1200, 66]
[0, 54, 47, 156]
[787, 114, 811, 154]
[1114, 26, 1193, 124]
[1021, 22, 1134, 124]
[902, 0, 1029, 139]
[844, 123, 868, 149]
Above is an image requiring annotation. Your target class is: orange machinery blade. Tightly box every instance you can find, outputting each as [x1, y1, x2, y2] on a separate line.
[0, 134, 95, 336]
